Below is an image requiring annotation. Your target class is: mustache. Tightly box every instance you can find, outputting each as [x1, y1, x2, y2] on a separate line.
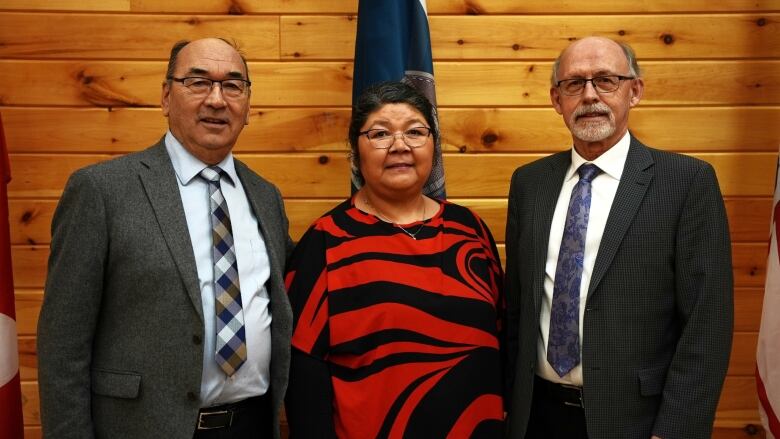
[573, 103, 612, 119]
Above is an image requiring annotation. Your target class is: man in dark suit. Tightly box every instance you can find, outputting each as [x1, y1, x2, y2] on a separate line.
[37, 38, 292, 438]
[504, 36, 733, 439]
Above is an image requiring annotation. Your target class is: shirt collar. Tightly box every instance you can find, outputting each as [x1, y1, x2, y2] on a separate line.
[164, 131, 238, 186]
[566, 130, 631, 182]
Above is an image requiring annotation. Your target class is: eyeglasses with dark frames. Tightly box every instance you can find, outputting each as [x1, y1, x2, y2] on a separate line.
[556, 75, 635, 96]
[168, 76, 251, 98]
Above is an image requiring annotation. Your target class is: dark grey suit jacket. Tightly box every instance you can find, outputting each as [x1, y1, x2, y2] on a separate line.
[37, 140, 293, 439]
[504, 136, 733, 439]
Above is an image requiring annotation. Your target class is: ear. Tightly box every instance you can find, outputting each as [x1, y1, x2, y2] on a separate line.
[550, 87, 564, 115]
[245, 89, 251, 125]
[161, 81, 171, 117]
[629, 77, 644, 108]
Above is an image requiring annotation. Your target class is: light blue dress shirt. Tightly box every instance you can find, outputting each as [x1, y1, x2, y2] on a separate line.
[165, 132, 272, 407]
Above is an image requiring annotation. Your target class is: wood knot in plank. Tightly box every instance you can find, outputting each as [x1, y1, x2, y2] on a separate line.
[228, 1, 245, 15]
[660, 34, 674, 45]
[464, 1, 484, 15]
[481, 131, 498, 147]
[512, 44, 522, 51]
[318, 155, 329, 164]
[756, 18, 767, 26]
[457, 39, 465, 45]
[186, 17, 201, 26]
[20, 210, 35, 224]
[459, 145, 467, 153]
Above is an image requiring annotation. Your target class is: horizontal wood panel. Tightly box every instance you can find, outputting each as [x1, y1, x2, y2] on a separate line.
[729, 332, 759, 376]
[8, 197, 771, 246]
[282, 14, 779, 60]
[19, 335, 35, 381]
[735, 288, 765, 332]
[0, 13, 279, 60]
[7, 152, 776, 198]
[3, 106, 779, 154]
[712, 425, 766, 439]
[16, 290, 42, 336]
[1, 61, 778, 106]
[716, 376, 761, 421]
[12, 243, 765, 289]
[4, 0, 776, 13]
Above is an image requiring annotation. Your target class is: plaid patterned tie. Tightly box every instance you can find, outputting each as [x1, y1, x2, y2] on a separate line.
[547, 163, 602, 377]
[200, 166, 246, 376]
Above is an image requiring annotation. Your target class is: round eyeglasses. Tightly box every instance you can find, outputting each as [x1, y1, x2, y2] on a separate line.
[556, 75, 635, 96]
[359, 127, 432, 149]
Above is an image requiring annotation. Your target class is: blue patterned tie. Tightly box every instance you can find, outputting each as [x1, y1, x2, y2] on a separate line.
[548, 163, 602, 377]
[201, 166, 246, 376]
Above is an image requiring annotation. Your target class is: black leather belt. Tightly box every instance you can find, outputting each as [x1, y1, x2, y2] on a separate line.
[197, 394, 268, 430]
[534, 375, 585, 409]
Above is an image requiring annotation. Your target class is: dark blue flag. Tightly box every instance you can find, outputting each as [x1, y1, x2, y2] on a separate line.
[351, 0, 446, 199]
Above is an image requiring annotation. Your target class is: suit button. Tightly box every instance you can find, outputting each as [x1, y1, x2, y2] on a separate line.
[187, 391, 197, 401]
[192, 335, 202, 345]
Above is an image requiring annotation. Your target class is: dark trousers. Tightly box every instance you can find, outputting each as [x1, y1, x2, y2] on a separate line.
[193, 394, 272, 439]
[524, 376, 588, 439]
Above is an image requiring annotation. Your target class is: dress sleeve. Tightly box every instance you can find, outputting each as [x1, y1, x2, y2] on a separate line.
[284, 223, 337, 437]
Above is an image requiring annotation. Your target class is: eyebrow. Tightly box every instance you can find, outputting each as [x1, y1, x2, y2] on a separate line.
[185, 67, 245, 79]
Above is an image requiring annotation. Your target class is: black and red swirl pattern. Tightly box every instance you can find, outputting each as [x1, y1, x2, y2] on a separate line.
[285, 197, 504, 438]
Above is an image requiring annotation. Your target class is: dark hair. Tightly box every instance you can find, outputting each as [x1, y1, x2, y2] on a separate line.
[164, 38, 251, 83]
[348, 81, 440, 182]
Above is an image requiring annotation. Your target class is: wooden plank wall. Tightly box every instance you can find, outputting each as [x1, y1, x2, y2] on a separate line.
[1, 1, 778, 437]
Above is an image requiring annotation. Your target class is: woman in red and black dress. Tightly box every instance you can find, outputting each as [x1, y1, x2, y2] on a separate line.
[285, 81, 505, 438]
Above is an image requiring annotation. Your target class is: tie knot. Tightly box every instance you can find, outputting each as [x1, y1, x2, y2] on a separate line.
[578, 163, 601, 183]
[200, 166, 224, 183]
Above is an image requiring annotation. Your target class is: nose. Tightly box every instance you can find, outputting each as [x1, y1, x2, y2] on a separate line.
[387, 133, 411, 152]
[203, 83, 227, 108]
[581, 80, 600, 103]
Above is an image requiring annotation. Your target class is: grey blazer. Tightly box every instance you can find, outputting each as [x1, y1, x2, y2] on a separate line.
[37, 140, 293, 439]
[504, 137, 733, 439]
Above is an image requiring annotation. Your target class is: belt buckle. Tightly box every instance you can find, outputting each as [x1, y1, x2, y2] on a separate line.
[197, 409, 233, 430]
[560, 383, 584, 409]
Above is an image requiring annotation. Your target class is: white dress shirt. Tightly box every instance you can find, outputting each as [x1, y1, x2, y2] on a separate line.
[165, 132, 272, 406]
[537, 131, 631, 386]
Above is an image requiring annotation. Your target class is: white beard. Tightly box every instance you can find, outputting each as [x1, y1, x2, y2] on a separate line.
[569, 103, 616, 142]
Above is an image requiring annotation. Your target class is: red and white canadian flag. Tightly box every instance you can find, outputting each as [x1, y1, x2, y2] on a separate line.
[0, 112, 24, 438]
[758, 150, 780, 439]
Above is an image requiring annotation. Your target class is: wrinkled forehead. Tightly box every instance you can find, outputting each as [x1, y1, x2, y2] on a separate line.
[559, 39, 630, 77]
[175, 40, 247, 78]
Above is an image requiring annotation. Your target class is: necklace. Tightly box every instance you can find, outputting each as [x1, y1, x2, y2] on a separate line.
[363, 195, 426, 240]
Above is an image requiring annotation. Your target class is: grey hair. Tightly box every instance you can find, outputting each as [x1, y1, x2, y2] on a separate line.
[550, 40, 641, 86]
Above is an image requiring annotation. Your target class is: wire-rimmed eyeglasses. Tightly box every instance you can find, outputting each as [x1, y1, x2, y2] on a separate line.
[168, 76, 251, 98]
[556, 75, 635, 96]
[359, 127, 432, 149]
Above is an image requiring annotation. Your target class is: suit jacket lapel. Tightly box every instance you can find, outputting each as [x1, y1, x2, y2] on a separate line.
[235, 161, 284, 289]
[137, 140, 204, 322]
[533, 152, 570, 314]
[587, 137, 654, 299]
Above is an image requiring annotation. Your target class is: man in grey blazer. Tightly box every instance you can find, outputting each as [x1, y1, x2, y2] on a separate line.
[38, 38, 292, 438]
[504, 37, 733, 439]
